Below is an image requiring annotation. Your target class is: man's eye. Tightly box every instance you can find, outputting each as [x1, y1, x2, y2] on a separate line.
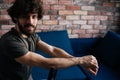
[32, 15, 38, 19]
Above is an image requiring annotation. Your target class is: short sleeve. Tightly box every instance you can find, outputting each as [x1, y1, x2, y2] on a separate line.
[34, 33, 41, 42]
[5, 38, 29, 59]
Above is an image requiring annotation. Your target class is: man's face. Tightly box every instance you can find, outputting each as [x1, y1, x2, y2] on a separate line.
[17, 13, 38, 36]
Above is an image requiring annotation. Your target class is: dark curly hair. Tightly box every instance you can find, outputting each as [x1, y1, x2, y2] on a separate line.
[7, 0, 43, 23]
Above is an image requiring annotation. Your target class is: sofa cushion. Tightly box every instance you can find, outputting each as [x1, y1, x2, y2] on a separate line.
[95, 31, 120, 69]
[70, 38, 99, 57]
[32, 30, 87, 80]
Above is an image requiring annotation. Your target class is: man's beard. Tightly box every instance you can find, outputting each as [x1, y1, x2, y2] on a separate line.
[17, 22, 36, 37]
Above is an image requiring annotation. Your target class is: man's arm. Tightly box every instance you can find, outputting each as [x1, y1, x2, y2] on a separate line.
[15, 40, 98, 75]
[36, 40, 73, 58]
[15, 51, 81, 69]
[36, 40, 99, 75]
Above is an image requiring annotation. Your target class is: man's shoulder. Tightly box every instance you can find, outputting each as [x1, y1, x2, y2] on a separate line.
[1, 32, 18, 40]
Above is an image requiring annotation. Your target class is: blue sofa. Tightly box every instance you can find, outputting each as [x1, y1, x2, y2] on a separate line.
[31, 30, 120, 80]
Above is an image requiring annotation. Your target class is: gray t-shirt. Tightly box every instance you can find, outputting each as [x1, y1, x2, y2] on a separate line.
[0, 28, 40, 80]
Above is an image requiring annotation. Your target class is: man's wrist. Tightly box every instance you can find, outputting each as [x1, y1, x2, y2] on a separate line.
[76, 57, 83, 65]
[74, 57, 82, 65]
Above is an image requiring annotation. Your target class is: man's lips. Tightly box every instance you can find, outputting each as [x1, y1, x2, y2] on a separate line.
[25, 26, 34, 31]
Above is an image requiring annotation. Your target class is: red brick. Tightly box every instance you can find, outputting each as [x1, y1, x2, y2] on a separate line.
[73, 20, 87, 25]
[59, 20, 72, 25]
[103, 2, 115, 7]
[51, 5, 65, 10]
[81, 16, 94, 20]
[95, 16, 108, 20]
[86, 30, 99, 34]
[69, 34, 79, 38]
[42, 0, 58, 4]
[37, 25, 51, 30]
[93, 34, 101, 37]
[0, 15, 11, 20]
[44, 10, 58, 15]
[74, 11, 87, 15]
[1, 25, 14, 29]
[50, 15, 65, 20]
[72, 29, 85, 34]
[42, 15, 50, 20]
[0, 9, 8, 15]
[94, 25, 107, 29]
[81, 25, 93, 29]
[88, 20, 100, 25]
[66, 6, 80, 10]
[101, 12, 114, 16]
[43, 20, 58, 25]
[59, 0, 73, 5]
[43, 5, 50, 10]
[59, 10, 73, 15]
[0, 20, 9, 25]
[88, 11, 101, 15]
[50, 25, 65, 30]
[81, 6, 95, 11]
[66, 15, 80, 20]
[80, 33, 93, 38]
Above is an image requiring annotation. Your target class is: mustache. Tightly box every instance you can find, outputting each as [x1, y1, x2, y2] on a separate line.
[24, 23, 35, 28]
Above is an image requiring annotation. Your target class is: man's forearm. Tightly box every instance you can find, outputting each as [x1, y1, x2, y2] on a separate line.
[42, 57, 80, 69]
[16, 51, 81, 69]
[52, 47, 74, 58]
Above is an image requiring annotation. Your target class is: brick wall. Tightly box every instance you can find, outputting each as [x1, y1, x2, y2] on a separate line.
[0, 0, 120, 38]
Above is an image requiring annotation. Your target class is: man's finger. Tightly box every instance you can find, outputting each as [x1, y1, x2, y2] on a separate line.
[88, 68, 97, 76]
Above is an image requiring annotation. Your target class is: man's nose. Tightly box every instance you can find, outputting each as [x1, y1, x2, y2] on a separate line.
[27, 17, 32, 24]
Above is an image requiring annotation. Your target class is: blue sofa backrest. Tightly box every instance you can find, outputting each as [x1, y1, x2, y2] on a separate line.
[37, 30, 74, 55]
[70, 38, 100, 57]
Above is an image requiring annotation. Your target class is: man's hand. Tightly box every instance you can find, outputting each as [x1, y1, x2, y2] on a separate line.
[79, 55, 99, 76]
